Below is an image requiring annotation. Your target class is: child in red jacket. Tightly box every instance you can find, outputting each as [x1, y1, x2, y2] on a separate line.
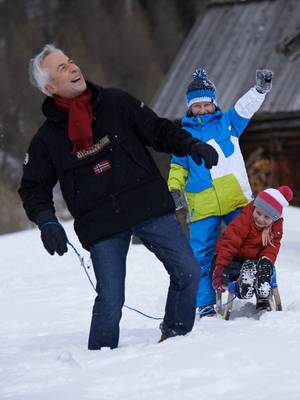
[212, 186, 293, 309]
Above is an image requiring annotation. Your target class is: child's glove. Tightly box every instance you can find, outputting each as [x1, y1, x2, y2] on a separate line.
[189, 141, 219, 169]
[213, 265, 227, 292]
[170, 189, 187, 211]
[255, 69, 273, 94]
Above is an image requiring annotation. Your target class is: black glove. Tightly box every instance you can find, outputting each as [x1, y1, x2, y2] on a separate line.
[189, 141, 219, 169]
[170, 189, 187, 211]
[255, 69, 273, 94]
[221, 270, 231, 286]
[40, 223, 68, 256]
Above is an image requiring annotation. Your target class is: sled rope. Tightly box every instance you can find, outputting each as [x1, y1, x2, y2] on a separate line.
[198, 296, 237, 317]
[41, 222, 236, 320]
[69, 237, 236, 319]
[69, 238, 236, 319]
[68, 239, 164, 319]
[39, 222, 163, 320]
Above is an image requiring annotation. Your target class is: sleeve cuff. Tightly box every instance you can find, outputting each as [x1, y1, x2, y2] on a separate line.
[35, 210, 58, 227]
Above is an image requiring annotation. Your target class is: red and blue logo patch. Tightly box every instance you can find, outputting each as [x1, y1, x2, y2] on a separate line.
[93, 160, 111, 175]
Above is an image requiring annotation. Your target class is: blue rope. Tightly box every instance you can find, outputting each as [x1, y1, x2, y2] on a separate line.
[39, 222, 236, 320]
[39, 221, 163, 320]
[198, 295, 237, 317]
[123, 305, 162, 320]
[66, 240, 97, 292]
[68, 240, 163, 319]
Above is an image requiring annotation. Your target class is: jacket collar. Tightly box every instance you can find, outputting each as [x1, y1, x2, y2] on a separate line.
[42, 81, 103, 122]
[182, 110, 222, 128]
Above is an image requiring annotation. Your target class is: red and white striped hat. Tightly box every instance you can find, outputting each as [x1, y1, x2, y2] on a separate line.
[254, 186, 294, 221]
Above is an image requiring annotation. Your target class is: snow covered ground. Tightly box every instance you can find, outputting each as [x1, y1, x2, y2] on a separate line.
[1, 207, 300, 400]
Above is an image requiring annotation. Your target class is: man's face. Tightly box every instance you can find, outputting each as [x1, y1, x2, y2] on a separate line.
[191, 101, 216, 116]
[42, 52, 87, 98]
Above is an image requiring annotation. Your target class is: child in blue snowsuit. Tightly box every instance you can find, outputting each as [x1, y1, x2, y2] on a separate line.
[168, 68, 273, 315]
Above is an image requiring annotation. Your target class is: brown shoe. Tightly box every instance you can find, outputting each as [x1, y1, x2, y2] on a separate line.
[158, 334, 170, 343]
[256, 297, 272, 311]
[158, 321, 178, 343]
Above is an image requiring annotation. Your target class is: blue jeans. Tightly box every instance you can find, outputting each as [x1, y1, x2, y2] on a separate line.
[88, 213, 200, 349]
[190, 208, 242, 307]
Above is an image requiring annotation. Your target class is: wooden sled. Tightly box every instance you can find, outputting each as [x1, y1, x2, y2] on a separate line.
[216, 285, 282, 320]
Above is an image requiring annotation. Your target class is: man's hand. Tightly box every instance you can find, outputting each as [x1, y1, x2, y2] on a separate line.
[40, 223, 68, 256]
[256, 69, 273, 94]
[189, 141, 218, 169]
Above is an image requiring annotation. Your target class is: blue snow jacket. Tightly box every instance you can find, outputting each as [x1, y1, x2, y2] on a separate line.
[168, 87, 266, 221]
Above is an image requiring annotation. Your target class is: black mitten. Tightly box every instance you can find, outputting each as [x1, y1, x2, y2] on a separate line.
[189, 141, 219, 169]
[256, 69, 273, 94]
[40, 223, 68, 256]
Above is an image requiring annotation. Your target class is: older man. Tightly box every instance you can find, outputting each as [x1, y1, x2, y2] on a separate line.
[19, 44, 218, 349]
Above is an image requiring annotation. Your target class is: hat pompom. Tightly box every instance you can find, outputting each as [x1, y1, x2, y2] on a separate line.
[192, 69, 208, 80]
[277, 186, 293, 202]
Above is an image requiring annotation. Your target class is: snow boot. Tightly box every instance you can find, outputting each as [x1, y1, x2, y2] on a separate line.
[158, 321, 178, 343]
[255, 257, 273, 299]
[236, 260, 257, 299]
[256, 297, 272, 311]
[198, 305, 216, 318]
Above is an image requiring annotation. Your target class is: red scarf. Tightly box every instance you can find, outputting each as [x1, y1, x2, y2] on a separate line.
[53, 88, 93, 154]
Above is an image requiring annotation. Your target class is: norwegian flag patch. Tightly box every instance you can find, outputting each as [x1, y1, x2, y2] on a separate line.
[93, 160, 111, 175]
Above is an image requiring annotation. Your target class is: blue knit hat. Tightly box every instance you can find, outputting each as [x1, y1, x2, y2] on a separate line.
[186, 69, 217, 108]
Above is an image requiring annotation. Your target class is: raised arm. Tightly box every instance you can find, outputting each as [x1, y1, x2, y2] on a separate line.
[228, 69, 273, 135]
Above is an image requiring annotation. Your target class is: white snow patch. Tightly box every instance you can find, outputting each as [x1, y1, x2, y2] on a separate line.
[1, 207, 300, 399]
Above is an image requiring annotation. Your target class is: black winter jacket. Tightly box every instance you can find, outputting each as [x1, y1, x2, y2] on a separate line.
[19, 82, 198, 249]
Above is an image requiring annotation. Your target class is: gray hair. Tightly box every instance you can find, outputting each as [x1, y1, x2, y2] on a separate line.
[29, 44, 64, 97]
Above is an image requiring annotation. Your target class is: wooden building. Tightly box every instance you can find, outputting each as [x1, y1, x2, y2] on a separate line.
[153, 0, 300, 205]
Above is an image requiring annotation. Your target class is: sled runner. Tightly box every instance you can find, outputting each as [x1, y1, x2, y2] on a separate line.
[214, 258, 282, 320]
[216, 285, 282, 320]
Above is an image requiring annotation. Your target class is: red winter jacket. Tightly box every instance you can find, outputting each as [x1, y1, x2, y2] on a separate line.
[215, 201, 283, 268]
